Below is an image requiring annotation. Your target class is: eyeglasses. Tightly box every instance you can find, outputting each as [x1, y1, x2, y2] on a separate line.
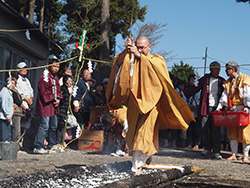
[136, 44, 150, 50]
[225, 68, 232, 71]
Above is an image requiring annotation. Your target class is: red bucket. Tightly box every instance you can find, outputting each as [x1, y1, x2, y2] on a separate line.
[212, 111, 249, 127]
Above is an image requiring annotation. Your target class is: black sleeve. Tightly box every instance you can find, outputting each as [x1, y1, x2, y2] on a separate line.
[12, 91, 22, 106]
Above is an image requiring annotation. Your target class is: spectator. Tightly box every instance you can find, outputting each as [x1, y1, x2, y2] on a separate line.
[15, 62, 33, 131]
[159, 73, 176, 149]
[11, 72, 26, 142]
[59, 66, 73, 86]
[102, 78, 109, 92]
[185, 74, 201, 150]
[0, 76, 16, 142]
[93, 83, 106, 106]
[57, 75, 73, 144]
[175, 79, 187, 148]
[184, 61, 225, 159]
[73, 69, 94, 125]
[87, 78, 96, 92]
[33, 56, 62, 154]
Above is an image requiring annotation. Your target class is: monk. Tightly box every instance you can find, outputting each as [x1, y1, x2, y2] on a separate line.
[216, 61, 250, 163]
[106, 36, 194, 175]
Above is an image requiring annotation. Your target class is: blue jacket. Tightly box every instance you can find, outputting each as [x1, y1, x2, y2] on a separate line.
[0, 87, 13, 120]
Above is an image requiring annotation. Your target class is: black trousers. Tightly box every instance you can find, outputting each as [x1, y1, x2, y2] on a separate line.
[202, 107, 221, 153]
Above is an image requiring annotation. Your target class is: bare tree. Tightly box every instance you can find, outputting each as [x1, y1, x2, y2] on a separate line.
[118, 22, 170, 60]
[134, 22, 167, 47]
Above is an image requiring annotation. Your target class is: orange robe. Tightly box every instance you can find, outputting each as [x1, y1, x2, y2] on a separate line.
[223, 72, 250, 144]
[106, 50, 194, 155]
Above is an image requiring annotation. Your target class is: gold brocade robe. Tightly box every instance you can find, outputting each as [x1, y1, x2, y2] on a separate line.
[223, 72, 250, 144]
[106, 51, 194, 155]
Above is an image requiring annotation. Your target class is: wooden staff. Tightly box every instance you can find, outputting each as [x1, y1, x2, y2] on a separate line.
[129, 35, 134, 89]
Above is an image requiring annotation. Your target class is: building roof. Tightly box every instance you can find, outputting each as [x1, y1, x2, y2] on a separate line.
[0, 0, 63, 54]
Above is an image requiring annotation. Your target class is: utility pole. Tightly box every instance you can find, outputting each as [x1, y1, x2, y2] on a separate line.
[204, 47, 208, 75]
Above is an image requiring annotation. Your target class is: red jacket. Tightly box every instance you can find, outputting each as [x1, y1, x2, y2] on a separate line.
[36, 69, 62, 117]
[184, 73, 225, 117]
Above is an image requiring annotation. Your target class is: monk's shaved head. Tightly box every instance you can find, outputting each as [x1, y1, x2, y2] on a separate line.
[136, 36, 150, 45]
[135, 36, 152, 56]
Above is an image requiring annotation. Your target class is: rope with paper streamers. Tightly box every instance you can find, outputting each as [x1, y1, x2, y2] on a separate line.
[0, 27, 111, 152]
[0, 56, 111, 73]
[0, 55, 109, 152]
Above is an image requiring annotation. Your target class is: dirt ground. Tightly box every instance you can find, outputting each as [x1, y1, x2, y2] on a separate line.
[0, 147, 249, 187]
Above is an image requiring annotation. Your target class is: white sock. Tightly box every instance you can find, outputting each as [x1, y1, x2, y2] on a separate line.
[243, 144, 250, 157]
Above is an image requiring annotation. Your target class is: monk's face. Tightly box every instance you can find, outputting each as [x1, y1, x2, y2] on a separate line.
[135, 38, 152, 56]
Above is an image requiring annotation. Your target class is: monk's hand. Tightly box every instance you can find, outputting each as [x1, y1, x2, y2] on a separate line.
[125, 37, 133, 48]
[127, 41, 140, 59]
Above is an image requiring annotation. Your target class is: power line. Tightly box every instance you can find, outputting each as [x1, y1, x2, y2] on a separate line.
[170, 57, 203, 60]
[168, 63, 250, 71]
[207, 56, 227, 64]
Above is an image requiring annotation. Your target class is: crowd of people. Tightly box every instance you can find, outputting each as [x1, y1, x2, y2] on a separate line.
[0, 56, 110, 154]
[160, 60, 250, 163]
[0, 35, 249, 175]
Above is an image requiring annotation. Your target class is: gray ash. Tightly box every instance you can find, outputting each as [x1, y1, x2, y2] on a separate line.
[0, 161, 162, 188]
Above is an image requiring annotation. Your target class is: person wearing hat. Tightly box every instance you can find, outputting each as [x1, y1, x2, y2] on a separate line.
[15, 62, 34, 136]
[184, 61, 225, 159]
[0, 76, 16, 141]
[216, 61, 250, 163]
[33, 57, 63, 154]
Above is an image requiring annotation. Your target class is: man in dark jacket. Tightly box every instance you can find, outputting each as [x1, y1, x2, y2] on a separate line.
[73, 69, 94, 125]
[34, 56, 62, 154]
[184, 61, 225, 159]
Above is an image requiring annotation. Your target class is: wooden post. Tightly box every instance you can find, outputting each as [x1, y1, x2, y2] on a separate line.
[204, 47, 208, 75]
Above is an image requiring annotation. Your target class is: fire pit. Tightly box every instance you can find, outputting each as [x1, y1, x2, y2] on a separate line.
[0, 161, 199, 187]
